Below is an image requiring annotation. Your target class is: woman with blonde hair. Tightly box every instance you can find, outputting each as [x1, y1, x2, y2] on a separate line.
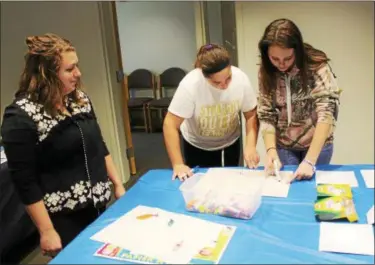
[257, 19, 341, 182]
[1, 33, 125, 257]
[163, 44, 259, 181]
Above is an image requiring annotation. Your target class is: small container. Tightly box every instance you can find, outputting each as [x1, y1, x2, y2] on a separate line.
[179, 173, 263, 220]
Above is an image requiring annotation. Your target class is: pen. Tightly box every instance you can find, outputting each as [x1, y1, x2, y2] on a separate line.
[273, 159, 282, 182]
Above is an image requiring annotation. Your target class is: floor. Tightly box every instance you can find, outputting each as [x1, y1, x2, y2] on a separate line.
[132, 131, 171, 173]
[19, 131, 170, 264]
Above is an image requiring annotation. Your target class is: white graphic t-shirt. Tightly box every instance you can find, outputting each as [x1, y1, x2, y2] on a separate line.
[168, 66, 257, 151]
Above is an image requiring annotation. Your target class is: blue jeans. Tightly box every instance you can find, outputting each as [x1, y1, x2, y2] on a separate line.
[277, 144, 333, 166]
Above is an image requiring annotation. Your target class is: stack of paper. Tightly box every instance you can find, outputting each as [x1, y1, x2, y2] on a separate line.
[315, 171, 358, 187]
[91, 205, 235, 264]
[360, 170, 374, 188]
[319, 222, 374, 256]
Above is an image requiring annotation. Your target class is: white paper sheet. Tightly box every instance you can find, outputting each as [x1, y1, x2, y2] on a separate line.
[90, 205, 225, 264]
[319, 222, 374, 256]
[315, 171, 358, 187]
[0, 150, 7, 164]
[262, 176, 291, 198]
[367, 205, 374, 225]
[360, 170, 374, 188]
[204, 168, 291, 198]
[198, 169, 262, 195]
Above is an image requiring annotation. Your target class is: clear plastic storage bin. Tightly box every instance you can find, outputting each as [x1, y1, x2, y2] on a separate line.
[179, 173, 263, 220]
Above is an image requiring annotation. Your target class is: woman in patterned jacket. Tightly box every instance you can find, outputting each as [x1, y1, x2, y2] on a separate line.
[257, 19, 341, 182]
[1, 34, 125, 257]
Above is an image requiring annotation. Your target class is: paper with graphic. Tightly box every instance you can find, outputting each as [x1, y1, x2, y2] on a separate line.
[91, 205, 226, 264]
[94, 225, 236, 264]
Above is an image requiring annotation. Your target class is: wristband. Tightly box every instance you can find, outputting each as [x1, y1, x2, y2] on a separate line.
[266, 147, 276, 153]
[303, 159, 316, 173]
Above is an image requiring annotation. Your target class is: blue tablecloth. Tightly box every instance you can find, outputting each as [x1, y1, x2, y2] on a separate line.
[50, 165, 375, 264]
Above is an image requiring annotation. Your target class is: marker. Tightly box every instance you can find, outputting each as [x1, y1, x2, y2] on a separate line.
[273, 159, 282, 182]
[191, 166, 200, 174]
[177, 166, 199, 181]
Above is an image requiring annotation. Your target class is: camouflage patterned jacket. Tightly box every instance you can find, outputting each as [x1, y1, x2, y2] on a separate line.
[257, 64, 341, 150]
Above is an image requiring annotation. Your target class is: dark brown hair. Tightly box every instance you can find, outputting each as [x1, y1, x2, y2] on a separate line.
[258, 18, 329, 95]
[16, 33, 82, 116]
[194, 44, 230, 77]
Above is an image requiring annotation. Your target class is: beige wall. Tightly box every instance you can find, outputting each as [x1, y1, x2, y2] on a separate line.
[115, 1, 197, 75]
[237, 2, 374, 165]
[0, 1, 130, 182]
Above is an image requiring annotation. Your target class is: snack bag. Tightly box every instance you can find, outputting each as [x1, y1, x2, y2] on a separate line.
[314, 196, 358, 222]
[316, 184, 353, 198]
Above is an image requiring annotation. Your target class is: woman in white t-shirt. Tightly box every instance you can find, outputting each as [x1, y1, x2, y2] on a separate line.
[163, 44, 259, 181]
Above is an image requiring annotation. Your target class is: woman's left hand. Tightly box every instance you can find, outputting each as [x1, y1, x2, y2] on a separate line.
[114, 184, 126, 199]
[291, 161, 315, 182]
[244, 147, 260, 169]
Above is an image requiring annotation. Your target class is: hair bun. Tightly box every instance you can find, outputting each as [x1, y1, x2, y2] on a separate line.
[25, 36, 36, 50]
[25, 34, 64, 55]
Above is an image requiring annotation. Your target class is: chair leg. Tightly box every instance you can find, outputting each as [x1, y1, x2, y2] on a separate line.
[143, 105, 149, 133]
[128, 108, 134, 131]
[148, 106, 153, 133]
[158, 109, 163, 131]
[161, 108, 166, 129]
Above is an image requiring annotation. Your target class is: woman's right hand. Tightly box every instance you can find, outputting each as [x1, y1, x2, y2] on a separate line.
[172, 164, 193, 181]
[265, 149, 282, 176]
[40, 228, 62, 258]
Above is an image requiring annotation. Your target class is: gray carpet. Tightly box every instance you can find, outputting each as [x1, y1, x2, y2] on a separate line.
[132, 132, 171, 173]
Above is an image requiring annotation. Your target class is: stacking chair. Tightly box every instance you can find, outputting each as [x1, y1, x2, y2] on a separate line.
[147, 67, 187, 133]
[126, 68, 156, 132]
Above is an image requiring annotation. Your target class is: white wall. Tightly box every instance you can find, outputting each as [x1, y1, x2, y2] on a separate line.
[0, 2, 130, 182]
[236, 2, 374, 165]
[115, 1, 197, 75]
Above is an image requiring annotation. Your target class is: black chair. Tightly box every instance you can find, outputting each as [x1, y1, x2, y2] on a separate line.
[147, 67, 187, 132]
[126, 69, 156, 133]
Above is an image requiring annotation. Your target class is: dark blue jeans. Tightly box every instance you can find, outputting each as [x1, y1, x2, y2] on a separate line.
[277, 144, 333, 166]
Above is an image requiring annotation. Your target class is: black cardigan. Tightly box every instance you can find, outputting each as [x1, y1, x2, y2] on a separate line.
[1, 90, 112, 215]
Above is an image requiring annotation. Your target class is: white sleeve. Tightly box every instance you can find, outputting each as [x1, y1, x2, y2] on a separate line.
[241, 73, 258, 112]
[168, 83, 195, 119]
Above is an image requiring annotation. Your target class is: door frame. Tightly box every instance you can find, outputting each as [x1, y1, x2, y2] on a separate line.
[234, 2, 246, 69]
[109, 1, 137, 176]
[97, 1, 137, 179]
[194, 1, 207, 48]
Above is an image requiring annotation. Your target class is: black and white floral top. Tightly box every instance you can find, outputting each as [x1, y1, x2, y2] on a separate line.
[1, 90, 112, 215]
